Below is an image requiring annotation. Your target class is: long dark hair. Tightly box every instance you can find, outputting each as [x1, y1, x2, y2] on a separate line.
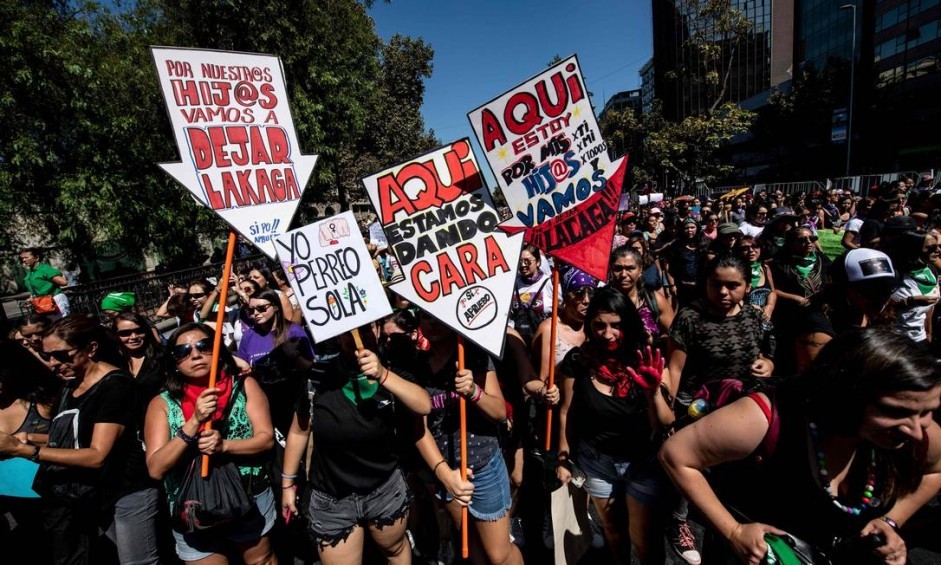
[48, 314, 127, 371]
[111, 312, 162, 361]
[584, 286, 648, 357]
[162, 323, 239, 400]
[800, 329, 941, 499]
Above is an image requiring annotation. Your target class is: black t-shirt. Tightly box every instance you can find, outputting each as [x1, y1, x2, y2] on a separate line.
[670, 301, 776, 405]
[44, 371, 150, 512]
[302, 358, 416, 498]
[859, 219, 884, 247]
[560, 348, 655, 460]
[405, 344, 500, 470]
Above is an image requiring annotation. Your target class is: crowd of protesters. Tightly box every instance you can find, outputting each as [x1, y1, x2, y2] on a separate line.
[1, 177, 941, 565]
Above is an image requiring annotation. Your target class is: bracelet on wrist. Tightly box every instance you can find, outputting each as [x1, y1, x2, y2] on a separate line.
[281, 473, 298, 479]
[27, 444, 41, 462]
[432, 459, 448, 475]
[881, 516, 900, 531]
[470, 383, 484, 403]
[176, 427, 198, 445]
[379, 367, 390, 386]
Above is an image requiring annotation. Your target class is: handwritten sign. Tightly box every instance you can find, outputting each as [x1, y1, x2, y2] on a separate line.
[468, 55, 611, 231]
[152, 47, 318, 259]
[362, 139, 523, 357]
[274, 211, 391, 342]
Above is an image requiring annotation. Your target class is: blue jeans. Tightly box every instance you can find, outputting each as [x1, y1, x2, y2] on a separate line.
[576, 444, 664, 504]
[105, 487, 161, 565]
[437, 452, 512, 521]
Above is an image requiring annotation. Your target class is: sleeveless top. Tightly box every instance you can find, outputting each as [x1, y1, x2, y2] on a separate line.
[747, 267, 773, 308]
[553, 335, 578, 366]
[14, 402, 50, 435]
[161, 381, 262, 506]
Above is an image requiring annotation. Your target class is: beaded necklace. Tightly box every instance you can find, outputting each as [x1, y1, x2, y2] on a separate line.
[808, 422, 878, 516]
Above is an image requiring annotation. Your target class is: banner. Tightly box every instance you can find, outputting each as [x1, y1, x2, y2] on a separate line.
[362, 139, 523, 357]
[468, 55, 611, 232]
[152, 47, 318, 259]
[274, 211, 392, 342]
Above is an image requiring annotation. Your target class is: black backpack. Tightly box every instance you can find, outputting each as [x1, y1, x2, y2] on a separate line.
[511, 278, 550, 346]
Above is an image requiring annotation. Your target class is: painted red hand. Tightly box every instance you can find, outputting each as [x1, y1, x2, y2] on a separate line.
[628, 346, 664, 391]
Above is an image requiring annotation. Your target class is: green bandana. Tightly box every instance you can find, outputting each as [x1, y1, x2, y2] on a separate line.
[341, 373, 379, 405]
[794, 252, 817, 279]
[909, 266, 938, 296]
[750, 262, 763, 288]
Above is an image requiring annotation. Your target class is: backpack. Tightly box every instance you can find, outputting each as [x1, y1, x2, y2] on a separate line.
[511, 278, 550, 346]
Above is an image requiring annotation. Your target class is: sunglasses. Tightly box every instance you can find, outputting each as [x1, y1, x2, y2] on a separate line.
[737, 245, 761, 251]
[568, 287, 595, 298]
[246, 303, 273, 314]
[117, 327, 146, 338]
[794, 236, 819, 243]
[46, 348, 77, 364]
[171, 337, 213, 361]
[519, 259, 536, 266]
[187, 292, 207, 299]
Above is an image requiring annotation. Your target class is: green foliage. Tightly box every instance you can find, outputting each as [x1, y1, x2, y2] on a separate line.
[0, 0, 436, 269]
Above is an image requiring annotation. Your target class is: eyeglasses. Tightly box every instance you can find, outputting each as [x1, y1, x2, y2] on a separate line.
[519, 259, 535, 266]
[246, 303, 273, 314]
[737, 245, 761, 251]
[117, 327, 146, 338]
[171, 337, 213, 361]
[794, 236, 819, 243]
[568, 287, 595, 299]
[45, 348, 77, 364]
[187, 292, 207, 299]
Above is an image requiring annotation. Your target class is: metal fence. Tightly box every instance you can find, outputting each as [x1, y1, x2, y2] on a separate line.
[3, 254, 266, 326]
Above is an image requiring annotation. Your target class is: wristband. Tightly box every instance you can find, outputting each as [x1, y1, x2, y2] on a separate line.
[881, 516, 900, 531]
[27, 444, 41, 462]
[469, 384, 484, 403]
[379, 367, 390, 386]
[432, 459, 448, 475]
[176, 427, 198, 445]
[281, 473, 298, 479]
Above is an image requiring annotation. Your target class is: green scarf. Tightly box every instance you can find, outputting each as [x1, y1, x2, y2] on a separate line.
[750, 261, 763, 288]
[909, 265, 938, 296]
[341, 371, 379, 405]
[794, 252, 817, 279]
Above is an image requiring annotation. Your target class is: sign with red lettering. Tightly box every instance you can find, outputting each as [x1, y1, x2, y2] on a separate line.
[362, 139, 523, 357]
[468, 55, 611, 233]
[274, 211, 392, 343]
[151, 47, 318, 259]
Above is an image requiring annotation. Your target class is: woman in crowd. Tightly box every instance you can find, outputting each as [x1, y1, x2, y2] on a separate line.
[412, 312, 522, 565]
[0, 336, 57, 555]
[626, 233, 669, 295]
[237, 289, 314, 436]
[510, 245, 556, 344]
[889, 231, 940, 344]
[794, 248, 897, 372]
[0, 314, 159, 564]
[661, 329, 941, 565]
[533, 269, 594, 379]
[246, 265, 297, 322]
[701, 212, 719, 240]
[609, 246, 674, 347]
[280, 322, 431, 564]
[555, 287, 674, 564]
[770, 226, 832, 373]
[17, 315, 56, 370]
[21, 247, 70, 319]
[663, 219, 708, 307]
[736, 235, 776, 323]
[145, 323, 276, 564]
[842, 197, 872, 250]
[187, 279, 215, 323]
[155, 282, 190, 319]
[739, 203, 769, 238]
[112, 312, 165, 404]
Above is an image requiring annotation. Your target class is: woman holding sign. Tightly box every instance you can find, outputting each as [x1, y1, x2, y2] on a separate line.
[412, 312, 523, 565]
[280, 322, 431, 564]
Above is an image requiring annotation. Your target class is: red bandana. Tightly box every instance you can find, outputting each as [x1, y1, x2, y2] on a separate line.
[181, 370, 233, 422]
[586, 337, 633, 398]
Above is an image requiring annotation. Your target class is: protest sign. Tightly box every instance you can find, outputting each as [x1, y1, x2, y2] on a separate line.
[362, 139, 523, 357]
[151, 47, 318, 259]
[467, 55, 622, 280]
[274, 211, 392, 343]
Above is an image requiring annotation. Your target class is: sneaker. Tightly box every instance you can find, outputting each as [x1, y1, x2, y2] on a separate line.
[668, 519, 702, 565]
[510, 516, 525, 548]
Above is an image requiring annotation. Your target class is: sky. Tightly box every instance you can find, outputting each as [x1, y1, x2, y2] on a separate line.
[369, 0, 653, 146]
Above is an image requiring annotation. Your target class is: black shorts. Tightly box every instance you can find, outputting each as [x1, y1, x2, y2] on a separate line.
[307, 468, 412, 547]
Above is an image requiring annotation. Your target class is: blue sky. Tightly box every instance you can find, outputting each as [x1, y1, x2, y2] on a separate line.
[369, 0, 652, 144]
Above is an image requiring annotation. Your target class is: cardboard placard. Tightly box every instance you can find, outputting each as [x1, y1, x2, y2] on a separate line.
[152, 47, 318, 259]
[362, 139, 523, 358]
[274, 211, 392, 342]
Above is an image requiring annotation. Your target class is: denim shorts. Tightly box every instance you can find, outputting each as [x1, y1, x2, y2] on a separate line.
[436, 451, 512, 521]
[308, 467, 412, 547]
[172, 487, 276, 562]
[576, 443, 664, 504]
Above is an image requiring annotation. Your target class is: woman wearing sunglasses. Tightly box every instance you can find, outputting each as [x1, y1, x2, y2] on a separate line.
[145, 323, 276, 564]
[236, 289, 314, 436]
[0, 314, 160, 564]
[112, 312, 165, 401]
[735, 235, 777, 323]
[889, 231, 940, 344]
[770, 227, 832, 374]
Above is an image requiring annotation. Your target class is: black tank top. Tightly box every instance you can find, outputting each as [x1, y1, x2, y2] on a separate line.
[13, 402, 50, 435]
